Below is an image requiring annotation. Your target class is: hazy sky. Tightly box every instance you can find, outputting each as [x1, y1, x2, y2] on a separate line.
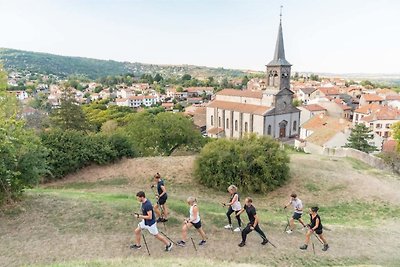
[1, 0, 399, 74]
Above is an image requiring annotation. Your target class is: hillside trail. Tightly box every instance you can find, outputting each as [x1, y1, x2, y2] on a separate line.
[1, 153, 398, 266]
[52, 154, 400, 205]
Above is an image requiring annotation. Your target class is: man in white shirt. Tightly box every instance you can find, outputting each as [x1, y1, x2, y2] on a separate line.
[284, 192, 306, 234]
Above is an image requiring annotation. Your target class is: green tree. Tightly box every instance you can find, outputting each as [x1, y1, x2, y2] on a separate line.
[392, 122, 400, 151]
[0, 65, 47, 203]
[345, 124, 377, 153]
[50, 87, 89, 131]
[195, 134, 290, 193]
[154, 73, 163, 82]
[122, 112, 204, 156]
[241, 76, 249, 87]
[181, 74, 192, 81]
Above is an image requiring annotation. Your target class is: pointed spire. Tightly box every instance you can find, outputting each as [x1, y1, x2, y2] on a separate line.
[267, 6, 291, 66]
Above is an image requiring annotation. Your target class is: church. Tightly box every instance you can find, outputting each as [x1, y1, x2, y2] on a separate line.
[206, 18, 300, 139]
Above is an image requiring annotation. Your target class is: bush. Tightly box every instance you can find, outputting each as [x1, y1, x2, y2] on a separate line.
[41, 130, 134, 180]
[194, 134, 290, 193]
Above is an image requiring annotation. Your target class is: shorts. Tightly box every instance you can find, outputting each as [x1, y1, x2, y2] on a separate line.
[158, 195, 168, 205]
[190, 220, 202, 229]
[292, 212, 302, 220]
[138, 220, 159, 235]
[315, 229, 323, 235]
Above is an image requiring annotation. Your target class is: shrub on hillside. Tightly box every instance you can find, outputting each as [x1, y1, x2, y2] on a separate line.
[194, 135, 290, 193]
[41, 130, 135, 180]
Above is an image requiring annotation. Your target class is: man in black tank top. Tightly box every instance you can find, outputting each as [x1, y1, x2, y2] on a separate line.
[300, 206, 329, 251]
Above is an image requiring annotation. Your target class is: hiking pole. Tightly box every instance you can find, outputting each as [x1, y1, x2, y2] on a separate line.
[185, 221, 197, 252]
[311, 231, 324, 245]
[253, 227, 277, 248]
[160, 231, 177, 245]
[142, 233, 151, 256]
[311, 239, 315, 255]
[284, 214, 290, 233]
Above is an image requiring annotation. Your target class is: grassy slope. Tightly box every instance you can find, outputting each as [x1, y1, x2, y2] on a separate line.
[2, 153, 400, 267]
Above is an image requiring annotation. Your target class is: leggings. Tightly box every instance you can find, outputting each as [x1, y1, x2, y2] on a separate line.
[241, 223, 267, 243]
[227, 206, 242, 227]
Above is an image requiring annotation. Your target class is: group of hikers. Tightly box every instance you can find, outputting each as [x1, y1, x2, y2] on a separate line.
[131, 173, 329, 253]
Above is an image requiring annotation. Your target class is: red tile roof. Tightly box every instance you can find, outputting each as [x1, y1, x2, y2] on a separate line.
[361, 94, 384, 101]
[302, 104, 326, 112]
[360, 106, 400, 122]
[354, 104, 382, 114]
[216, 89, 264, 99]
[207, 100, 270, 115]
[317, 87, 340, 95]
[386, 95, 400, 101]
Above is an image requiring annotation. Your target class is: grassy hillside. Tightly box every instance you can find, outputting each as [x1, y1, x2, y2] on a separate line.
[0, 48, 248, 79]
[1, 153, 400, 267]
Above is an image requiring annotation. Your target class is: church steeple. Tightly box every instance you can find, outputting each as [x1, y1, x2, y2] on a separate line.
[266, 6, 292, 91]
[267, 7, 291, 67]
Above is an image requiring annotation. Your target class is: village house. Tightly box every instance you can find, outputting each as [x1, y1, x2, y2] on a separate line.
[296, 114, 352, 154]
[316, 98, 353, 120]
[359, 94, 384, 106]
[206, 18, 300, 139]
[247, 78, 268, 91]
[356, 105, 400, 138]
[166, 87, 188, 99]
[9, 90, 29, 100]
[298, 104, 327, 125]
[385, 94, 400, 109]
[297, 87, 318, 104]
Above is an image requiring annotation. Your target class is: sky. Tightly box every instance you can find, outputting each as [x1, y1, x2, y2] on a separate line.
[1, 0, 399, 74]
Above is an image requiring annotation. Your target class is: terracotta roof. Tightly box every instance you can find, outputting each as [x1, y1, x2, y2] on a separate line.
[382, 139, 398, 152]
[333, 99, 352, 110]
[375, 88, 397, 96]
[128, 95, 156, 100]
[361, 94, 384, 101]
[207, 100, 270, 115]
[116, 98, 128, 103]
[302, 115, 351, 146]
[207, 127, 224, 135]
[386, 95, 400, 101]
[354, 104, 382, 114]
[360, 106, 400, 122]
[216, 89, 263, 99]
[318, 87, 340, 95]
[302, 104, 326, 112]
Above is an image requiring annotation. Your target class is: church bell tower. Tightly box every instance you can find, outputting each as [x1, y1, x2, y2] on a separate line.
[266, 7, 291, 91]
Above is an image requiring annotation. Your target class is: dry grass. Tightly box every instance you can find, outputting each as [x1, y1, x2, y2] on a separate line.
[1, 153, 400, 267]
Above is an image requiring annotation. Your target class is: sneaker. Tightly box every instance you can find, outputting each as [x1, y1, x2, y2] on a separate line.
[286, 229, 293, 234]
[165, 242, 173, 251]
[130, 244, 142, 250]
[299, 244, 308, 250]
[224, 224, 232, 229]
[261, 239, 268, 245]
[199, 240, 206, 246]
[157, 218, 163, 223]
[322, 244, 329, 251]
[161, 218, 168, 222]
[177, 240, 186, 247]
[238, 242, 246, 247]
[233, 227, 241, 232]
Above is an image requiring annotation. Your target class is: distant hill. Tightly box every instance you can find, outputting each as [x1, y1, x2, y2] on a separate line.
[0, 48, 249, 80]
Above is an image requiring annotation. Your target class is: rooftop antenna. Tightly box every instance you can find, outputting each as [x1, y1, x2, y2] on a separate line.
[280, 5, 283, 23]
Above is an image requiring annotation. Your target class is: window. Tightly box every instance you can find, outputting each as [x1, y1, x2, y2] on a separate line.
[226, 118, 229, 129]
[244, 122, 248, 132]
[211, 116, 214, 126]
[386, 124, 391, 129]
[355, 114, 359, 121]
[376, 123, 382, 129]
[218, 117, 221, 127]
[293, 121, 297, 131]
[267, 125, 272, 135]
[235, 120, 238, 131]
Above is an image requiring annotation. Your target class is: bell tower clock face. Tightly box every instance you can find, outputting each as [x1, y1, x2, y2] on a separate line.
[279, 101, 287, 110]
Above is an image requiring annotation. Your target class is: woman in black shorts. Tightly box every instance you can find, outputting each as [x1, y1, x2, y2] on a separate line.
[300, 206, 329, 251]
[153, 173, 168, 222]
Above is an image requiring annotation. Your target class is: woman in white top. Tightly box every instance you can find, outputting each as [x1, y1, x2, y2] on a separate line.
[223, 185, 242, 232]
[177, 196, 207, 246]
